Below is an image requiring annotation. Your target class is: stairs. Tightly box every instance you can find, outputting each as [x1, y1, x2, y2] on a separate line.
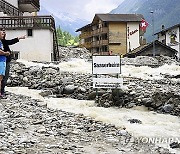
[0, 0, 22, 16]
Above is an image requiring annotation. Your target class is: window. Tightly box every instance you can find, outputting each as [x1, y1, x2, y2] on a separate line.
[27, 29, 33, 36]
[170, 34, 177, 44]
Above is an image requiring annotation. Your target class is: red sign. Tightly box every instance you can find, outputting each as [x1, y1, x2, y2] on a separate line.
[140, 19, 149, 31]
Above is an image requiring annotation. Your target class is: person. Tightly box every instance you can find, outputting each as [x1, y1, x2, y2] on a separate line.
[108, 50, 113, 55]
[1, 28, 26, 96]
[0, 28, 10, 98]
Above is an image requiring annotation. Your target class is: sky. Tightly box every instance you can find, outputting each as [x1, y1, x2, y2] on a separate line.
[40, 0, 124, 21]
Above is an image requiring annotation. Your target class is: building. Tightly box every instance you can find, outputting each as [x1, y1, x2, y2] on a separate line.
[155, 24, 180, 58]
[0, 0, 59, 62]
[124, 40, 177, 58]
[76, 14, 146, 56]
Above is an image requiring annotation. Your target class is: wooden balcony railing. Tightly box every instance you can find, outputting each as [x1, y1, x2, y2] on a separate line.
[0, 0, 22, 16]
[99, 40, 108, 46]
[92, 40, 108, 47]
[0, 16, 55, 30]
[0, 15, 59, 61]
[92, 41, 99, 47]
[18, 0, 40, 12]
[79, 42, 91, 49]
[79, 31, 92, 39]
[92, 27, 108, 36]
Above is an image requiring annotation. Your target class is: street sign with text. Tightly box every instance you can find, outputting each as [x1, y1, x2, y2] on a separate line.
[92, 55, 121, 74]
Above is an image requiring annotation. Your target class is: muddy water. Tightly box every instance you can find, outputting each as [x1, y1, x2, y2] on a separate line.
[7, 87, 180, 153]
[10, 59, 180, 153]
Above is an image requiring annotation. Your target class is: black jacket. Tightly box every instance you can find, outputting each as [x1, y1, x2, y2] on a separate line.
[2, 38, 19, 62]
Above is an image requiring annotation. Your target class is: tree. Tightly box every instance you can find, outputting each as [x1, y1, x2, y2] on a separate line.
[56, 27, 79, 46]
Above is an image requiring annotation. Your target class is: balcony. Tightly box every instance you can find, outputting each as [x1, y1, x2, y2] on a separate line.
[92, 27, 108, 36]
[92, 40, 108, 47]
[0, 0, 22, 16]
[79, 31, 92, 39]
[99, 40, 108, 46]
[79, 42, 91, 49]
[18, 0, 40, 12]
[0, 16, 55, 30]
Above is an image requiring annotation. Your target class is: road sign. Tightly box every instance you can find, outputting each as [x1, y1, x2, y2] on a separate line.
[93, 78, 123, 89]
[92, 55, 121, 74]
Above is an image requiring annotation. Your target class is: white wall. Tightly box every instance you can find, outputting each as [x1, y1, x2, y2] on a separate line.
[23, 12, 33, 16]
[6, 0, 18, 8]
[158, 34, 166, 43]
[6, 29, 53, 62]
[0, 12, 8, 16]
[165, 27, 179, 53]
[127, 22, 140, 52]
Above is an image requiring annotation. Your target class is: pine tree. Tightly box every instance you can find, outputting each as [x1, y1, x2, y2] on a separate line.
[56, 27, 79, 46]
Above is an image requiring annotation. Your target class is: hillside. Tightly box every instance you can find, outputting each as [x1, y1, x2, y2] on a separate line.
[111, 0, 180, 42]
[38, 6, 88, 36]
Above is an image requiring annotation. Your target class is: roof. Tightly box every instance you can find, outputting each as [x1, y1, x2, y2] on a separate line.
[125, 40, 177, 57]
[76, 14, 144, 32]
[155, 23, 180, 35]
[76, 23, 92, 32]
[94, 14, 144, 22]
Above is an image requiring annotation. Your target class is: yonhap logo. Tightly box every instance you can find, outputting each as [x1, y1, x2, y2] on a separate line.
[117, 133, 135, 148]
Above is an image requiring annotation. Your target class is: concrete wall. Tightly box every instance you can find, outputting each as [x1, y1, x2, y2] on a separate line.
[108, 22, 126, 55]
[6, 29, 53, 62]
[127, 22, 140, 52]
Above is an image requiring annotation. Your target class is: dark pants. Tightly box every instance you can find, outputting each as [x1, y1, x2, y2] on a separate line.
[1, 61, 10, 94]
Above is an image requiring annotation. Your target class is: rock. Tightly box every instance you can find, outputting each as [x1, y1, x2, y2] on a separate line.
[23, 77, 28, 82]
[44, 68, 57, 74]
[128, 119, 142, 124]
[112, 89, 126, 97]
[88, 92, 97, 100]
[37, 126, 46, 133]
[142, 98, 153, 107]
[29, 66, 41, 74]
[37, 101, 47, 107]
[118, 128, 128, 136]
[0, 103, 4, 111]
[39, 90, 53, 97]
[77, 94, 85, 100]
[78, 87, 86, 93]
[63, 85, 76, 94]
[0, 124, 4, 133]
[162, 104, 174, 113]
[88, 91, 106, 100]
[61, 77, 73, 84]
[170, 142, 180, 149]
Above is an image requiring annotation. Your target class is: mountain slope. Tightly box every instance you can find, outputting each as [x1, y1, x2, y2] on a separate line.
[111, 0, 180, 42]
[38, 6, 88, 36]
[111, 0, 145, 14]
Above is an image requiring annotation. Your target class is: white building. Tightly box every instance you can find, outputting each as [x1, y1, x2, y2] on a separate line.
[0, 0, 59, 61]
[155, 24, 180, 58]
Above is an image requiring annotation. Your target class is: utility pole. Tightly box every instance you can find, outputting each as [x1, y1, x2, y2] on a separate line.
[150, 11, 155, 57]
